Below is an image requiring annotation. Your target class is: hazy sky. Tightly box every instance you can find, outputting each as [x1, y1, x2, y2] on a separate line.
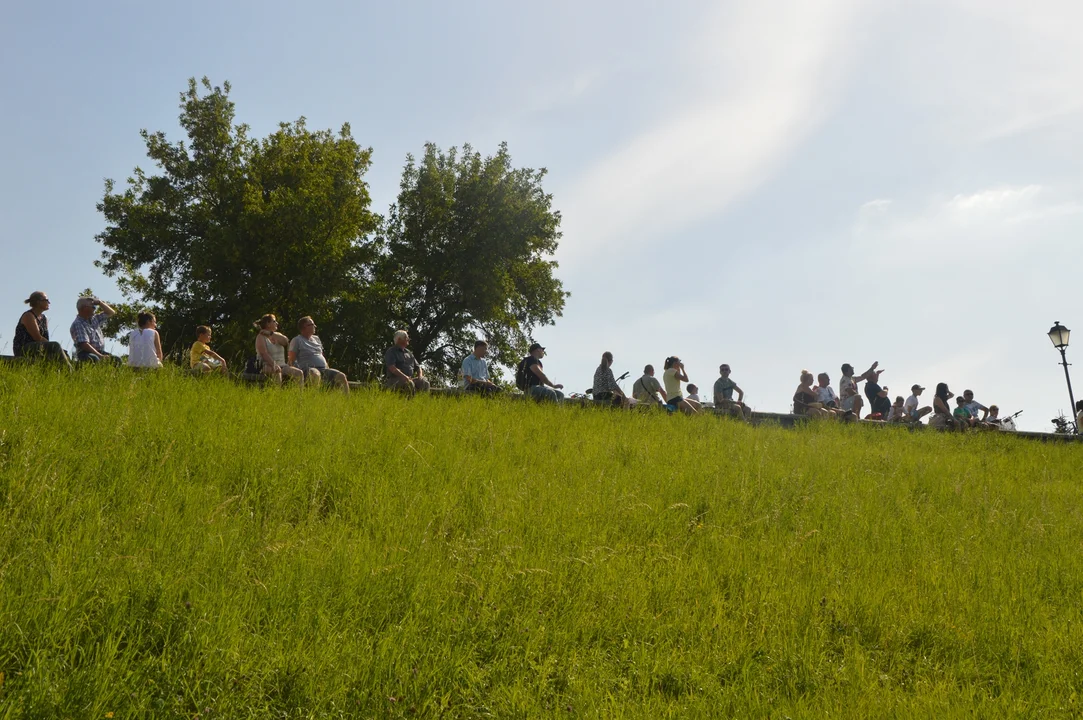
[3, 0, 1082, 431]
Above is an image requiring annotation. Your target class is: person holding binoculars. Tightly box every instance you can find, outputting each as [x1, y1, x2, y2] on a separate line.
[662, 356, 699, 415]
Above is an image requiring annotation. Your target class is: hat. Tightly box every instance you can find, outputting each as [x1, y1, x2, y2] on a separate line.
[879, 386, 889, 395]
[912, 384, 924, 392]
[528, 342, 545, 353]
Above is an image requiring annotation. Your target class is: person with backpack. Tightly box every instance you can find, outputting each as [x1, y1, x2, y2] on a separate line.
[516, 343, 564, 402]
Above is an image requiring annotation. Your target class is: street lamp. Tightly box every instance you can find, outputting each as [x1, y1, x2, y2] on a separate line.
[1047, 321, 1076, 427]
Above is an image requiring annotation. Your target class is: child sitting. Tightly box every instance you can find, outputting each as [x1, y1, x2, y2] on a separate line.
[190, 325, 228, 375]
[953, 396, 975, 427]
[686, 384, 701, 403]
[887, 395, 907, 422]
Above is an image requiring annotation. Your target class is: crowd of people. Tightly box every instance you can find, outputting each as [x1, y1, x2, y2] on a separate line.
[11, 290, 1083, 433]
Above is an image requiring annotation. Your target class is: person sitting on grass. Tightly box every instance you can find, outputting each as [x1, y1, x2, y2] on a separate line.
[793, 369, 833, 419]
[593, 351, 630, 407]
[190, 326, 228, 375]
[384, 330, 430, 395]
[887, 395, 908, 423]
[904, 385, 933, 422]
[867, 384, 892, 420]
[255, 314, 304, 388]
[632, 365, 667, 407]
[930, 383, 959, 430]
[13, 291, 72, 368]
[126, 311, 163, 369]
[962, 389, 989, 422]
[953, 396, 976, 427]
[839, 362, 879, 418]
[662, 356, 699, 415]
[70, 296, 119, 363]
[462, 340, 500, 395]
[985, 405, 1002, 427]
[686, 384, 701, 403]
[815, 373, 839, 409]
[519, 343, 564, 403]
[714, 364, 751, 420]
[288, 316, 348, 393]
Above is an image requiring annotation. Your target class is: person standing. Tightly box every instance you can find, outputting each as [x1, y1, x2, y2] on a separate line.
[384, 330, 430, 395]
[70, 296, 118, 363]
[1075, 400, 1083, 435]
[126, 311, 163, 369]
[13, 291, 72, 367]
[461, 340, 500, 394]
[518, 343, 564, 402]
[288, 317, 348, 392]
[714, 364, 751, 420]
[662, 356, 699, 414]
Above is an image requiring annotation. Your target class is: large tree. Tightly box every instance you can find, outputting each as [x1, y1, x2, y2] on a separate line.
[95, 77, 377, 360]
[369, 142, 568, 380]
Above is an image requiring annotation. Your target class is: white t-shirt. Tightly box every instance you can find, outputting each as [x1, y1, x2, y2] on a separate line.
[816, 386, 838, 405]
[904, 394, 919, 415]
[662, 368, 682, 399]
[687, 392, 701, 402]
[840, 375, 857, 399]
[1077, 410, 1083, 434]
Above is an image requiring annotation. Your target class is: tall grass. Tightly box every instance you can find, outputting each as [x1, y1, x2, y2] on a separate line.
[0, 365, 1081, 718]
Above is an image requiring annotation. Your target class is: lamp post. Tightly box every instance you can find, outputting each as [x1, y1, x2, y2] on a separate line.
[1047, 321, 1076, 428]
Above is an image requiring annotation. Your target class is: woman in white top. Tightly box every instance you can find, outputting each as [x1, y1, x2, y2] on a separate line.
[127, 311, 163, 368]
[255, 314, 304, 387]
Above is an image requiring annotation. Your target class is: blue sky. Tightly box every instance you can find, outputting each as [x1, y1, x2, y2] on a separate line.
[3, 0, 1082, 430]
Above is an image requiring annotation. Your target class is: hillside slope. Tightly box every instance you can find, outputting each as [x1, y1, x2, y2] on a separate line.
[1, 367, 1081, 718]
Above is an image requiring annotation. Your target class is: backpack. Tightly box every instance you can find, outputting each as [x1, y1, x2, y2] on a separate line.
[515, 356, 530, 391]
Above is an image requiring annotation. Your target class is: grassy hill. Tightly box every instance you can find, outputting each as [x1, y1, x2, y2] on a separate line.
[1, 366, 1081, 718]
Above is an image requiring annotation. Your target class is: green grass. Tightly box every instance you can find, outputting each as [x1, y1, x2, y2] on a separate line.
[1, 366, 1081, 718]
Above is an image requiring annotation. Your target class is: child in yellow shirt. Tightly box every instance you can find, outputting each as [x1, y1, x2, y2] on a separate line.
[190, 326, 228, 374]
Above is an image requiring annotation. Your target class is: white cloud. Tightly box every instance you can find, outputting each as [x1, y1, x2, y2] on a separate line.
[897, 0, 1083, 143]
[850, 185, 1083, 270]
[556, 0, 870, 268]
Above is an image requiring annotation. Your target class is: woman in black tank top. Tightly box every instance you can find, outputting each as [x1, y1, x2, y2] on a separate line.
[12, 291, 72, 367]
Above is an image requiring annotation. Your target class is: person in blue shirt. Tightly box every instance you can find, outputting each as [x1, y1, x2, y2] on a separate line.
[461, 340, 500, 394]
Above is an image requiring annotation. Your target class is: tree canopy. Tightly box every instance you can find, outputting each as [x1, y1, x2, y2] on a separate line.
[369, 143, 567, 379]
[96, 78, 566, 378]
[96, 78, 377, 358]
